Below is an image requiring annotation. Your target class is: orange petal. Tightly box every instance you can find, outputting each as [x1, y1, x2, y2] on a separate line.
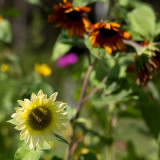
[48, 14, 55, 22]
[76, 6, 91, 13]
[105, 23, 111, 29]
[95, 22, 105, 29]
[54, 23, 62, 28]
[68, 25, 74, 37]
[116, 39, 126, 51]
[65, 8, 73, 13]
[110, 22, 120, 28]
[119, 30, 131, 40]
[53, 5, 60, 11]
[82, 17, 92, 32]
[104, 45, 112, 54]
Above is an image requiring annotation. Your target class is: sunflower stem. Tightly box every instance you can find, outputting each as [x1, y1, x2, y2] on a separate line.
[65, 58, 98, 160]
[71, 58, 98, 121]
[82, 75, 108, 102]
[123, 40, 143, 53]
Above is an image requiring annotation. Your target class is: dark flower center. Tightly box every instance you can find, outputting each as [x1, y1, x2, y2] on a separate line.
[28, 107, 52, 130]
[66, 10, 81, 21]
[99, 27, 117, 38]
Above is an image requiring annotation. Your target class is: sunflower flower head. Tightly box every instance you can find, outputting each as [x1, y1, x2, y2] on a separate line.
[48, 0, 91, 38]
[127, 46, 160, 86]
[34, 63, 52, 76]
[11, 90, 68, 149]
[88, 21, 131, 54]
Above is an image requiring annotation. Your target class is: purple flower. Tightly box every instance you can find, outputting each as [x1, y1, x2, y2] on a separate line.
[56, 52, 78, 68]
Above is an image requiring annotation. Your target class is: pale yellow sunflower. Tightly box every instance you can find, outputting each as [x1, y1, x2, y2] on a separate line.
[11, 90, 68, 149]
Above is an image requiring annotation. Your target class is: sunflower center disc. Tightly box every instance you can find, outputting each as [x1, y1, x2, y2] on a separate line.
[28, 107, 52, 130]
[99, 27, 117, 38]
[66, 10, 81, 21]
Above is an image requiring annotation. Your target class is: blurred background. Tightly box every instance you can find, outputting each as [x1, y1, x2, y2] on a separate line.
[0, 0, 160, 159]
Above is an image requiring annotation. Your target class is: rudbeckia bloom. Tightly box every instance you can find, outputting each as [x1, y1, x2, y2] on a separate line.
[34, 63, 52, 76]
[11, 90, 68, 149]
[127, 41, 160, 85]
[88, 22, 131, 54]
[127, 51, 160, 86]
[48, 0, 91, 38]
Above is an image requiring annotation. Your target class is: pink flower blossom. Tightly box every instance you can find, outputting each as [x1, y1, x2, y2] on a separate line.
[56, 52, 78, 68]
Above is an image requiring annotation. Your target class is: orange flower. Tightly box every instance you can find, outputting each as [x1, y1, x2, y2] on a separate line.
[48, 0, 91, 38]
[88, 22, 131, 54]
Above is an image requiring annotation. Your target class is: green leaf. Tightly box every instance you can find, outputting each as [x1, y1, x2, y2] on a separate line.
[0, 19, 12, 43]
[118, 0, 142, 8]
[0, 8, 21, 17]
[139, 100, 160, 139]
[22, 82, 54, 100]
[52, 42, 72, 61]
[73, 0, 106, 6]
[14, 147, 43, 160]
[54, 134, 69, 145]
[148, 82, 160, 103]
[119, 106, 142, 119]
[85, 39, 107, 59]
[125, 141, 140, 160]
[154, 21, 160, 36]
[66, 105, 73, 120]
[127, 5, 156, 39]
[25, 0, 40, 5]
[52, 156, 63, 160]
[30, 82, 53, 96]
[91, 88, 133, 107]
[78, 152, 98, 160]
[7, 119, 18, 125]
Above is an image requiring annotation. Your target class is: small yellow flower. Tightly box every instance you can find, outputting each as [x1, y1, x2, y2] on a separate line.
[0, 64, 9, 72]
[0, 15, 2, 22]
[34, 63, 52, 76]
[11, 90, 68, 149]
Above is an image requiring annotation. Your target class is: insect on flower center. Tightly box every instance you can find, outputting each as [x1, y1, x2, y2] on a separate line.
[28, 107, 52, 130]
[66, 10, 81, 21]
[99, 27, 117, 38]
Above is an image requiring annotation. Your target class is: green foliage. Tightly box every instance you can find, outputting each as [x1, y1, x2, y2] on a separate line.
[122, 141, 140, 160]
[0, 8, 21, 17]
[73, 0, 106, 6]
[1, 0, 160, 159]
[26, 82, 54, 97]
[0, 19, 12, 43]
[54, 134, 69, 145]
[85, 38, 107, 59]
[78, 152, 98, 160]
[52, 42, 72, 61]
[25, 0, 41, 5]
[126, 5, 156, 40]
[139, 100, 160, 139]
[52, 156, 63, 160]
[52, 30, 84, 61]
[14, 147, 43, 160]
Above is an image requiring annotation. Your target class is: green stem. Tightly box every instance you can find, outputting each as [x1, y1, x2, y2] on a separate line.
[65, 58, 98, 160]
